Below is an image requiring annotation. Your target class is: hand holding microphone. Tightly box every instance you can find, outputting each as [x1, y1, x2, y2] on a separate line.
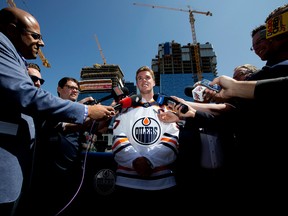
[153, 93, 188, 113]
[87, 103, 116, 121]
[84, 86, 132, 120]
[113, 94, 142, 111]
[185, 79, 221, 102]
[156, 95, 197, 122]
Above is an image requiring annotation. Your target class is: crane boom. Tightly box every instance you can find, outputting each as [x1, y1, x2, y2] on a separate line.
[6, 0, 51, 68]
[7, 0, 16, 7]
[38, 49, 51, 68]
[133, 2, 212, 81]
[94, 34, 107, 65]
[133, 3, 212, 16]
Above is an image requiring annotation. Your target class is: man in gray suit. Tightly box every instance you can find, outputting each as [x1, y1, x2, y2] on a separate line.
[0, 7, 115, 216]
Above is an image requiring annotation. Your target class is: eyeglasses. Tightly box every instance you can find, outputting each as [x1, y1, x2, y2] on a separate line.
[250, 39, 264, 51]
[30, 75, 45, 85]
[64, 84, 79, 91]
[22, 29, 43, 41]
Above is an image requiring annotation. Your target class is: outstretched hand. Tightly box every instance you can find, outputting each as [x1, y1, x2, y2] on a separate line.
[88, 104, 115, 121]
[208, 75, 237, 102]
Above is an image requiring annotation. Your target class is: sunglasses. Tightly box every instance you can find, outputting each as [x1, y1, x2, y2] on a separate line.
[22, 29, 43, 41]
[30, 75, 45, 85]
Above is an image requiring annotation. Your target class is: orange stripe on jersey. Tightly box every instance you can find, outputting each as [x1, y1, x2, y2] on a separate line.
[161, 137, 178, 146]
[112, 137, 128, 149]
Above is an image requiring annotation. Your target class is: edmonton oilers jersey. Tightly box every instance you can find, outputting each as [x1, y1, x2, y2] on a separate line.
[112, 101, 179, 190]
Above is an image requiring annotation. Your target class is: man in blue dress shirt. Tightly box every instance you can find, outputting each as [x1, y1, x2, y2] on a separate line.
[0, 7, 115, 216]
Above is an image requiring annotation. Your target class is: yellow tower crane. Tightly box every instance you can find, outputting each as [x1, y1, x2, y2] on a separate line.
[6, 0, 51, 68]
[94, 34, 107, 65]
[6, 0, 16, 7]
[133, 2, 212, 81]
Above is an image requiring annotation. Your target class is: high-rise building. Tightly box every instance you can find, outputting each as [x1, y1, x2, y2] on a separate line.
[78, 63, 125, 105]
[151, 40, 217, 101]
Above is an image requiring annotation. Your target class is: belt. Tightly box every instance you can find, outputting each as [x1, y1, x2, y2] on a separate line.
[0, 121, 19, 136]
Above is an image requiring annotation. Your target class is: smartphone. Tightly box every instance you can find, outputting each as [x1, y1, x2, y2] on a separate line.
[200, 79, 221, 92]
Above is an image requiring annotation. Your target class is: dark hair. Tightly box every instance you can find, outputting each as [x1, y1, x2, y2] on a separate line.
[57, 77, 79, 96]
[251, 24, 266, 37]
[27, 62, 41, 72]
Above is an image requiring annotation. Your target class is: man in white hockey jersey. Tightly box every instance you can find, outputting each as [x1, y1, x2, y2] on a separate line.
[112, 66, 179, 204]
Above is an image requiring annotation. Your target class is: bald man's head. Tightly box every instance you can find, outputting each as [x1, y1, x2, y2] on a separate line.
[0, 7, 36, 31]
[0, 7, 44, 59]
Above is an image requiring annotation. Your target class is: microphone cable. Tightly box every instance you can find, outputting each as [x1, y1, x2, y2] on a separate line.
[55, 120, 97, 216]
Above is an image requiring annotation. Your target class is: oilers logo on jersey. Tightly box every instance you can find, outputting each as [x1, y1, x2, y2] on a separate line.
[132, 116, 161, 145]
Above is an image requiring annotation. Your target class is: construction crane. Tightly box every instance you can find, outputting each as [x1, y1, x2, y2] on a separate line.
[37, 49, 50, 68]
[7, 0, 16, 7]
[6, 0, 51, 68]
[94, 34, 107, 65]
[133, 2, 212, 81]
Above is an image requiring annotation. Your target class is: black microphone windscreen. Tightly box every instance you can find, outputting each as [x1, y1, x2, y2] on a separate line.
[122, 87, 129, 96]
[130, 94, 142, 106]
[153, 93, 167, 105]
[184, 86, 194, 97]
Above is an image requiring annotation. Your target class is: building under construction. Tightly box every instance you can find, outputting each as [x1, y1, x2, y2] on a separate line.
[79, 63, 124, 93]
[151, 40, 217, 100]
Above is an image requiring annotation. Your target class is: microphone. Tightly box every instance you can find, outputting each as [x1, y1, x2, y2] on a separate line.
[185, 85, 206, 102]
[96, 86, 129, 104]
[113, 94, 142, 111]
[116, 87, 129, 101]
[153, 93, 188, 114]
[184, 86, 194, 98]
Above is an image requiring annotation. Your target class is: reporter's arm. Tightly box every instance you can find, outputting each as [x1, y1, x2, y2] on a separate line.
[170, 95, 232, 115]
[210, 75, 256, 100]
[254, 77, 288, 101]
[185, 101, 231, 115]
[211, 75, 288, 100]
[231, 80, 256, 99]
[214, 76, 288, 100]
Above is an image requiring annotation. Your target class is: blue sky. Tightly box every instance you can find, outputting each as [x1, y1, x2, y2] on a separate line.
[1, 0, 286, 95]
